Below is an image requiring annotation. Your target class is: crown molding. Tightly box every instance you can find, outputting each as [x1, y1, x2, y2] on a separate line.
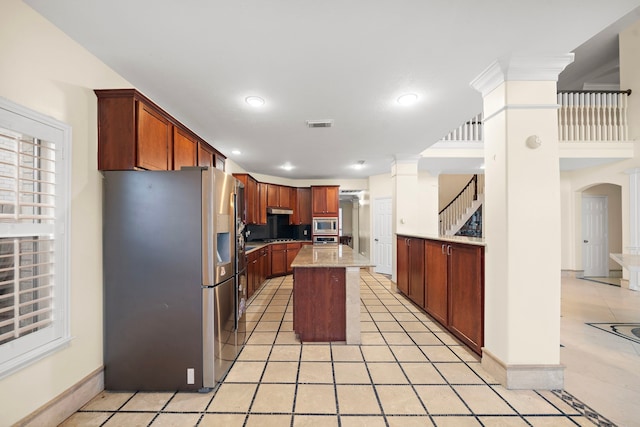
[470, 54, 575, 97]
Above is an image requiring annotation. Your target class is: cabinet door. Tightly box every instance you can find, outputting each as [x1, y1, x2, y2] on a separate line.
[260, 248, 269, 283]
[311, 186, 327, 215]
[267, 184, 279, 208]
[448, 243, 484, 354]
[286, 243, 301, 273]
[408, 238, 425, 307]
[271, 245, 287, 276]
[396, 236, 409, 295]
[173, 127, 197, 170]
[136, 101, 171, 170]
[247, 176, 258, 224]
[257, 183, 268, 224]
[279, 186, 292, 209]
[198, 141, 214, 167]
[324, 186, 339, 215]
[215, 154, 225, 171]
[424, 240, 449, 325]
[247, 252, 257, 298]
[298, 188, 312, 224]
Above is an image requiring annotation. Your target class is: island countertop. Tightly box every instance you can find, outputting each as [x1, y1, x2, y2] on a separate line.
[291, 244, 374, 268]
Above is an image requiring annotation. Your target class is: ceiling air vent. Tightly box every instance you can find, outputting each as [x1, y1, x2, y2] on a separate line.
[306, 119, 334, 128]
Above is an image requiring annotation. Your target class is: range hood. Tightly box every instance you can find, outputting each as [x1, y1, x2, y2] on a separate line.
[267, 207, 293, 215]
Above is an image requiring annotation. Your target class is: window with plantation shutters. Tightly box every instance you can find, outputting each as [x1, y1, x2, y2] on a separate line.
[0, 98, 70, 379]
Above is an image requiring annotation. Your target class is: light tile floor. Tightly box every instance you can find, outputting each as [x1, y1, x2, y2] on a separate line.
[61, 271, 638, 427]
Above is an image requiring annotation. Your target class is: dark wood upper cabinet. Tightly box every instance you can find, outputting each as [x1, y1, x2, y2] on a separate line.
[291, 187, 311, 225]
[266, 184, 293, 209]
[311, 185, 339, 216]
[136, 101, 171, 170]
[95, 89, 225, 171]
[198, 141, 214, 168]
[172, 127, 197, 170]
[257, 182, 268, 225]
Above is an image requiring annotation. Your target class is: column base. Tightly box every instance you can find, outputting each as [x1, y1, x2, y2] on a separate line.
[482, 349, 564, 390]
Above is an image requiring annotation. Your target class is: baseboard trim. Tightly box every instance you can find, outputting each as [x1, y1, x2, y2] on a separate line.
[482, 348, 564, 390]
[14, 366, 104, 427]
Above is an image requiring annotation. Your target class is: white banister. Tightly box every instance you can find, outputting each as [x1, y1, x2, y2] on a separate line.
[557, 90, 630, 142]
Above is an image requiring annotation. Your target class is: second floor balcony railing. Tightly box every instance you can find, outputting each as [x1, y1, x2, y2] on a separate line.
[557, 90, 630, 142]
[438, 90, 631, 143]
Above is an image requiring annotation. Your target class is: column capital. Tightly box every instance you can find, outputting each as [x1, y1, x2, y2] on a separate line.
[470, 54, 575, 97]
[625, 167, 640, 175]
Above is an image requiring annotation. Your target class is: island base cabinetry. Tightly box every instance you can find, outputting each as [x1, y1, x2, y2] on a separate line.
[293, 267, 346, 342]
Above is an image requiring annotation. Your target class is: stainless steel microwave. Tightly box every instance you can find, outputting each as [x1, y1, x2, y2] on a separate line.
[312, 217, 338, 235]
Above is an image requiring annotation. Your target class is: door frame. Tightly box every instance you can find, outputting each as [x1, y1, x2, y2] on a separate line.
[373, 197, 393, 275]
[581, 194, 609, 277]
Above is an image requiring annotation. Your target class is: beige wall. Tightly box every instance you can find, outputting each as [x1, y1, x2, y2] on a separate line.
[439, 174, 474, 210]
[0, 1, 131, 425]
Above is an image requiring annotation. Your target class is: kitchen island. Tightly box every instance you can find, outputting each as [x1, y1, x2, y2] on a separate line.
[291, 244, 373, 344]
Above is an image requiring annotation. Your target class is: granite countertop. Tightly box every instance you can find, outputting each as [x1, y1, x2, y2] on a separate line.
[396, 233, 486, 247]
[291, 244, 374, 268]
[245, 240, 312, 254]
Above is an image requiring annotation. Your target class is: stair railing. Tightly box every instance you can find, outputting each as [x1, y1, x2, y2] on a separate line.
[439, 175, 478, 236]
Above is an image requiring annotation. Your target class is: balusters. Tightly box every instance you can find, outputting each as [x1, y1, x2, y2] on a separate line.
[557, 90, 629, 142]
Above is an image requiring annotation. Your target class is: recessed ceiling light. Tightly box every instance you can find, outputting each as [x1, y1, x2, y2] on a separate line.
[352, 160, 366, 170]
[232, 150, 241, 155]
[245, 96, 265, 107]
[397, 93, 418, 106]
[281, 163, 294, 171]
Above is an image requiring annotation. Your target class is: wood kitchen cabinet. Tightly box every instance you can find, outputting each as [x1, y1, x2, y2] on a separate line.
[270, 244, 288, 277]
[198, 141, 214, 168]
[447, 242, 484, 354]
[311, 185, 339, 216]
[95, 89, 226, 172]
[397, 235, 484, 355]
[286, 243, 302, 274]
[396, 236, 425, 307]
[233, 173, 259, 224]
[270, 242, 301, 277]
[172, 127, 197, 170]
[266, 184, 293, 209]
[424, 240, 449, 326]
[258, 182, 268, 225]
[291, 187, 312, 225]
[247, 250, 259, 298]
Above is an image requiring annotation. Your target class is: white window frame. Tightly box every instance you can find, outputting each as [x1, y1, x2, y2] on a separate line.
[0, 97, 71, 379]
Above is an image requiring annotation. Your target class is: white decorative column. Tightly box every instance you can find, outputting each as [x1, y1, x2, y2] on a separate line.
[471, 54, 574, 389]
[626, 168, 640, 255]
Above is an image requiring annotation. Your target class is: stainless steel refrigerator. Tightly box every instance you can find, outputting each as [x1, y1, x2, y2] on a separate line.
[103, 167, 246, 391]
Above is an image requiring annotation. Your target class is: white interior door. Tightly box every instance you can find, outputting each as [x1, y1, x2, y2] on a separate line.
[373, 197, 392, 274]
[582, 195, 608, 277]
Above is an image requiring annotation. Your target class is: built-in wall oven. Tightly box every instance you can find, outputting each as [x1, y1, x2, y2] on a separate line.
[313, 235, 338, 244]
[313, 217, 338, 235]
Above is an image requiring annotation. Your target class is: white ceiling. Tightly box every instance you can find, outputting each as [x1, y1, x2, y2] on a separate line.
[25, 0, 640, 179]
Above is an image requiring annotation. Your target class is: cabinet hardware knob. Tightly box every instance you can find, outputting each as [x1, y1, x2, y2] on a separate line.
[583, 240, 589, 243]
[447, 245, 452, 256]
